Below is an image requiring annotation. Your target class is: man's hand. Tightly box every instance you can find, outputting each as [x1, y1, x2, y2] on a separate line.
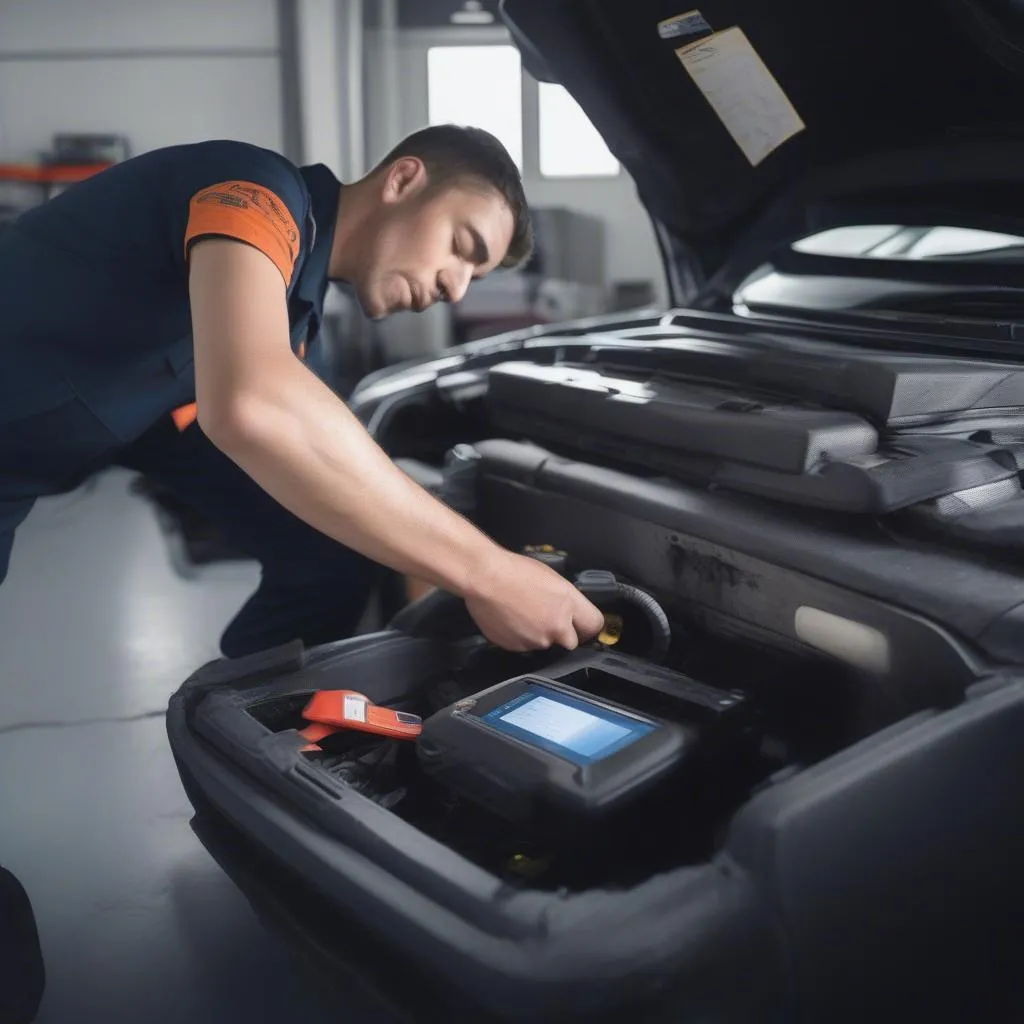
[465, 551, 605, 652]
[187, 237, 604, 653]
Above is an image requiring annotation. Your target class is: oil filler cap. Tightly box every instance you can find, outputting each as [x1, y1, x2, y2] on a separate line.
[599, 613, 624, 647]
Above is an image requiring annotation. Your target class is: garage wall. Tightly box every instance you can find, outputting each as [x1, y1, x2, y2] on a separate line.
[363, 25, 668, 307]
[0, 0, 285, 161]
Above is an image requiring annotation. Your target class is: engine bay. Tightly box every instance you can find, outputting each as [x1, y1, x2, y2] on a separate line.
[171, 311, 1024, 1020]
[232, 576, 885, 896]
[173, 526, 1024, 1022]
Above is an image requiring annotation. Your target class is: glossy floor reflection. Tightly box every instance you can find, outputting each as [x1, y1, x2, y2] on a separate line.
[0, 470, 367, 1023]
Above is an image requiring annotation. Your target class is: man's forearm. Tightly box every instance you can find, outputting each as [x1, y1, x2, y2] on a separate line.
[202, 358, 505, 598]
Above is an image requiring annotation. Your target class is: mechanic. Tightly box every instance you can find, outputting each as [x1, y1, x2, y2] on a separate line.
[0, 124, 605, 1024]
[0, 124, 605, 656]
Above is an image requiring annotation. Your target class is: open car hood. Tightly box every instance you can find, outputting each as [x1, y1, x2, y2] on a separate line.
[500, 0, 1024, 303]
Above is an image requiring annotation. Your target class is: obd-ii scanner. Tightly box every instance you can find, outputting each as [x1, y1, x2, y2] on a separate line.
[416, 648, 757, 833]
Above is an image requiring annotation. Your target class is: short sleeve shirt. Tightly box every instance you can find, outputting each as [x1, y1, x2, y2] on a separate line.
[0, 140, 337, 432]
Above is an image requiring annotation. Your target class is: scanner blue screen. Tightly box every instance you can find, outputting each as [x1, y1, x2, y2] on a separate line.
[481, 683, 655, 766]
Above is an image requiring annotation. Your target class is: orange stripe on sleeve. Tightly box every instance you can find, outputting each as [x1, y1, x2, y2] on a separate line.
[184, 180, 300, 287]
[171, 402, 198, 431]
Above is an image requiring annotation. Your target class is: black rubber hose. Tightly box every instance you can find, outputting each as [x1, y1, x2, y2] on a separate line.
[611, 581, 672, 663]
[574, 570, 672, 663]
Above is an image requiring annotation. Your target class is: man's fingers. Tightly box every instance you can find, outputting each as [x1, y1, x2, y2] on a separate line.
[555, 623, 580, 650]
[573, 594, 606, 640]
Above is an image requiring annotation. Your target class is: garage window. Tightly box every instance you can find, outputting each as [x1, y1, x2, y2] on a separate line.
[538, 82, 619, 178]
[427, 45, 523, 170]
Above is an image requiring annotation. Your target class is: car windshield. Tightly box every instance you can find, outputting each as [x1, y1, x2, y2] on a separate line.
[791, 225, 1024, 261]
[732, 220, 1024, 344]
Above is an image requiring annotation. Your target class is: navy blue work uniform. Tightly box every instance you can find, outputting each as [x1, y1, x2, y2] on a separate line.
[0, 140, 376, 657]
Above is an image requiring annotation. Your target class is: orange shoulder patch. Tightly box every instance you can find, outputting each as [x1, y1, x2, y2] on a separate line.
[184, 180, 300, 286]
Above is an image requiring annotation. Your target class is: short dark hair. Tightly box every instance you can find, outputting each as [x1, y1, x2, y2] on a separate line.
[375, 124, 533, 269]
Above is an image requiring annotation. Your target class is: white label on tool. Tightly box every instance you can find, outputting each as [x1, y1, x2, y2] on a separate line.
[676, 26, 806, 166]
[343, 694, 367, 723]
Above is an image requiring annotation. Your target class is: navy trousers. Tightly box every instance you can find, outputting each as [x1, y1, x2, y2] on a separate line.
[0, 866, 45, 1024]
[0, 416, 379, 659]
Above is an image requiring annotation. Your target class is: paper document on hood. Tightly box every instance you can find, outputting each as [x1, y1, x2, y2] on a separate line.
[676, 26, 805, 166]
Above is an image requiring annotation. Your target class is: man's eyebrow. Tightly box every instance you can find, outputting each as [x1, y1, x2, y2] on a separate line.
[467, 226, 490, 266]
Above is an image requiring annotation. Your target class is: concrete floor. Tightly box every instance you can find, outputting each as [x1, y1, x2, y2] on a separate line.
[0, 470, 363, 1023]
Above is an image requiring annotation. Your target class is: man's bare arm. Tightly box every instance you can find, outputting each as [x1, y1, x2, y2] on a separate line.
[187, 238, 604, 649]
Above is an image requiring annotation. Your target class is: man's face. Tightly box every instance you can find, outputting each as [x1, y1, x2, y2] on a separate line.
[352, 158, 515, 321]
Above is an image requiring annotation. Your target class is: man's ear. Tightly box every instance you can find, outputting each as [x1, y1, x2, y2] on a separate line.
[381, 156, 428, 205]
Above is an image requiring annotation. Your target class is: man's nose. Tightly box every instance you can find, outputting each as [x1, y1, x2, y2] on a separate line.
[442, 263, 474, 305]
